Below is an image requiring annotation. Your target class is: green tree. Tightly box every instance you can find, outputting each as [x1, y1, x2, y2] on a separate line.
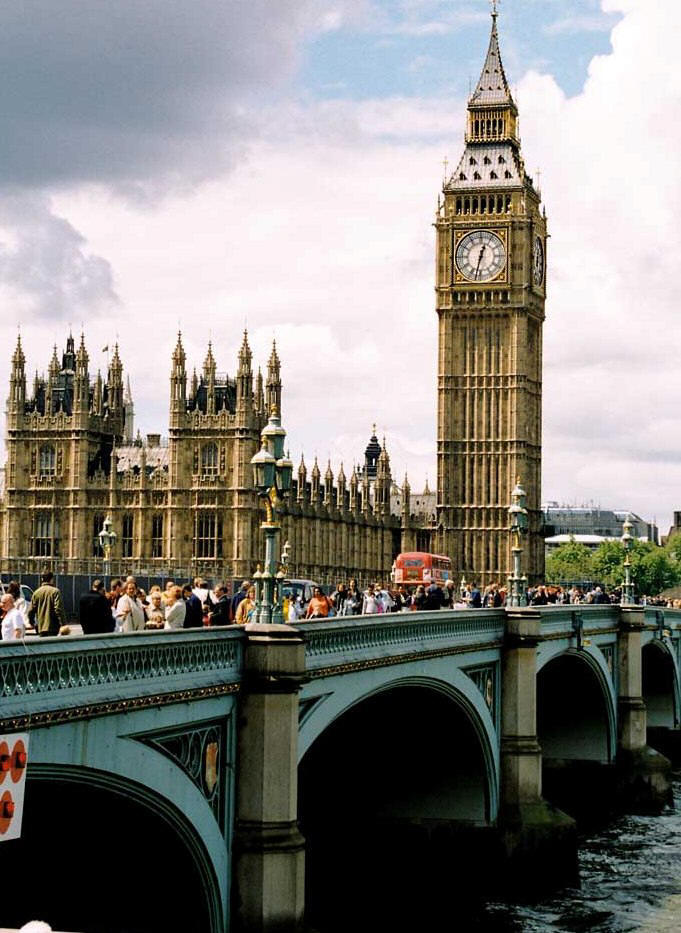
[545, 538, 594, 584]
[591, 539, 681, 596]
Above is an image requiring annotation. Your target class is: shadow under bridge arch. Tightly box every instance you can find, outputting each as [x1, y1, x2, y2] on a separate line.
[298, 678, 498, 929]
[537, 646, 616, 823]
[3, 764, 222, 933]
[643, 638, 680, 759]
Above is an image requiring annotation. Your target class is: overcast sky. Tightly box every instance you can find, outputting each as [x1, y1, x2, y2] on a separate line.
[0, 0, 677, 533]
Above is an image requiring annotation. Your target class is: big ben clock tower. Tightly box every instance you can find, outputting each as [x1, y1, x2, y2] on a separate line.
[436, 8, 546, 585]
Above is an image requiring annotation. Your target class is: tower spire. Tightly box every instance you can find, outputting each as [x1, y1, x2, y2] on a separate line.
[470, 7, 513, 108]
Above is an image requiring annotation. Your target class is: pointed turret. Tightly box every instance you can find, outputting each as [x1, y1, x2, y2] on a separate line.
[45, 345, 59, 413]
[364, 425, 381, 480]
[94, 370, 103, 416]
[470, 9, 514, 109]
[8, 332, 26, 416]
[337, 462, 347, 509]
[73, 333, 90, 414]
[297, 454, 307, 502]
[375, 437, 392, 516]
[311, 456, 321, 502]
[266, 339, 282, 415]
[349, 465, 359, 512]
[255, 367, 265, 415]
[236, 330, 254, 414]
[324, 460, 334, 507]
[123, 374, 134, 441]
[191, 367, 199, 399]
[402, 473, 411, 519]
[108, 343, 123, 413]
[170, 332, 187, 417]
[63, 331, 76, 372]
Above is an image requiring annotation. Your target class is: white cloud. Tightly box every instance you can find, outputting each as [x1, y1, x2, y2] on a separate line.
[544, 14, 615, 35]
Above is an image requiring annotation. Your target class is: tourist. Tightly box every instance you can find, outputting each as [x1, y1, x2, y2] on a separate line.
[411, 584, 427, 611]
[1, 593, 25, 640]
[29, 571, 67, 637]
[288, 594, 303, 622]
[210, 585, 231, 625]
[331, 583, 348, 615]
[305, 586, 333, 619]
[163, 579, 176, 606]
[424, 582, 444, 611]
[164, 585, 186, 629]
[231, 580, 251, 622]
[79, 579, 115, 634]
[182, 584, 203, 628]
[145, 591, 165, 629]
[7, 581, 29, 627]
[468, 582, 482, 608]
[362, 584, 380, 615]
[107, 579, 123, 608]
[115, 581, 146, 632]
[341, 579, 362, 616]
[235, 586, 256, 624]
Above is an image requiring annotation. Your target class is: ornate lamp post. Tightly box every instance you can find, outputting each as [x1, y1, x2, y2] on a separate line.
[98, 515, 117, 581]
[507, 479, 528, 608]
[250, 410, 293, 624]
[621, 513, 635, 606]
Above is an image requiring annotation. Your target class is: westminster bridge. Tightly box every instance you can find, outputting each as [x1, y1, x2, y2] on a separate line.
[1, 605, 680, 932]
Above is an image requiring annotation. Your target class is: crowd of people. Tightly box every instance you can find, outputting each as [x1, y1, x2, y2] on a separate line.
[0, 569, 672, 642]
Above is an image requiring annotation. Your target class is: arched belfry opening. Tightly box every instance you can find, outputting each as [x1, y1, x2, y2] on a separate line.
[537, 652, 614, 824]
[298, 684, 495, 928]
[3, 770, 219, 933]
[643, 640, 679, 759]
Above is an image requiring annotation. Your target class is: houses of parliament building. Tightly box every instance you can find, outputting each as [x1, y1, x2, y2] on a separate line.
[0, 11, 545, 586]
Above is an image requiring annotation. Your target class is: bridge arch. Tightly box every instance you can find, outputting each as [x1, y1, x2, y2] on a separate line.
[298, 673, 498, 927]
[5, 762, 222, 933]
[537, 646, 616, 820]
[642, 639, 680, 754]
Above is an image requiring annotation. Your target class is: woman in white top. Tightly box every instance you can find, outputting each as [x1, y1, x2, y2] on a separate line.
[115, 581, 146, 632]
[1, 594, 25, 640]
[164, 585, 187, 630]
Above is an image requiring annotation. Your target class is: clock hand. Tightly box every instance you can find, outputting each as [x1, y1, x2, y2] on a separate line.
[475, 244, 486, 280]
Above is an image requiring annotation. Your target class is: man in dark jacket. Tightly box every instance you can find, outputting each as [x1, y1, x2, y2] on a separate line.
[79, 579, 115, 634]
[210, 585, 232, 626]
[182, 584, 204, 628]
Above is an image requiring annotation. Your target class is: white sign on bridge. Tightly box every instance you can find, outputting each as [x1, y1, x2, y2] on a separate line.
[0, 733, 29, 842]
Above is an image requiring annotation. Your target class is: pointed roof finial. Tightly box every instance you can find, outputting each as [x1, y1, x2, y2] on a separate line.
[470, 2, 513, 107]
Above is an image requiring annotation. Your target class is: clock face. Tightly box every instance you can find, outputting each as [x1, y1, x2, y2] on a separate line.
[456, 230, 506, 282]
[533, 236, 544, 286]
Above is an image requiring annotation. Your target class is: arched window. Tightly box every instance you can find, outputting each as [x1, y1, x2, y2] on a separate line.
[32, 512, 57, 557]
[194, 512, 223, 559]
[121, 514, 134, 559]
[201, 443, 218, 476]
[152, 514, 164, 558]
[39, 445, 56, 477]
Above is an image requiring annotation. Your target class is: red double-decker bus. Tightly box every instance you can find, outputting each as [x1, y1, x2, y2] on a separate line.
[392, 552, 452, 586]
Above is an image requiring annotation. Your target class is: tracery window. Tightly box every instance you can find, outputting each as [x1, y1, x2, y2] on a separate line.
[121, 513, 134, 559]
[151, 514, 164, 559]
[194, 512, 223, 559]
[32, 512, 58, 557]
[39, 444, 56, 477]
[201, 443, 218, 476]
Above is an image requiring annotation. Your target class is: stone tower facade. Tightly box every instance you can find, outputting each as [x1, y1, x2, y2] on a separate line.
[435, 11, 546, 585]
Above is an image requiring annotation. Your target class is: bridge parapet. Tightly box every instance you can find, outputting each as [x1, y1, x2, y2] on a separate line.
[299, 609, 505, 674]
[536, 605, 620, 638]
[0, 628, 245, 730]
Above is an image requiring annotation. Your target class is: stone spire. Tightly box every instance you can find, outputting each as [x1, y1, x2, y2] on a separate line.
[266, 339, 282, 415]
[324, 460, 334, 507]
[297, 453, 307, 502]
[337, 462, 347, 506]
[8, 332, 26, 415]
[74, 332, 90, 413]
[349, 465, 359, 512]
[123, 374, 134, 441]
[311, 456, 321, 501]
[45, 345, 59, 413]
[375, 437, 391, 516]
[170, 332, 187, 415]
[255, 367, 264, 414]
[236, 330, 253, 413]
[469, 8, 514, 108]
[203, 342, 216, 415]
[364, 425, 381, 480]
[108, 343, 124, 412]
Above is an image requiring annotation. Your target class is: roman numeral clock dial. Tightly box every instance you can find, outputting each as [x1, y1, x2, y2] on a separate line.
[455, 230, 506, 283]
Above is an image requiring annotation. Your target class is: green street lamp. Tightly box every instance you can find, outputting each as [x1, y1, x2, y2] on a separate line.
[507, 479, 528, 608]
[98, 515, 117, 581]
[621, 514, 635, 606]
[250, 408, 293, 624]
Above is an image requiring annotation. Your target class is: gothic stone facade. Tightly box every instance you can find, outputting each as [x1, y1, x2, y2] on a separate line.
[0, 332, 421, 584]
[435, 12, 546, 585]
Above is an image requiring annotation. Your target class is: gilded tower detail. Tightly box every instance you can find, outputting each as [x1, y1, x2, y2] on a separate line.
[436, 11, 546, 584]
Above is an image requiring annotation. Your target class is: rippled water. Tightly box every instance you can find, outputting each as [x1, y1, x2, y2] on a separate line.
[475, 776, 681, 932]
